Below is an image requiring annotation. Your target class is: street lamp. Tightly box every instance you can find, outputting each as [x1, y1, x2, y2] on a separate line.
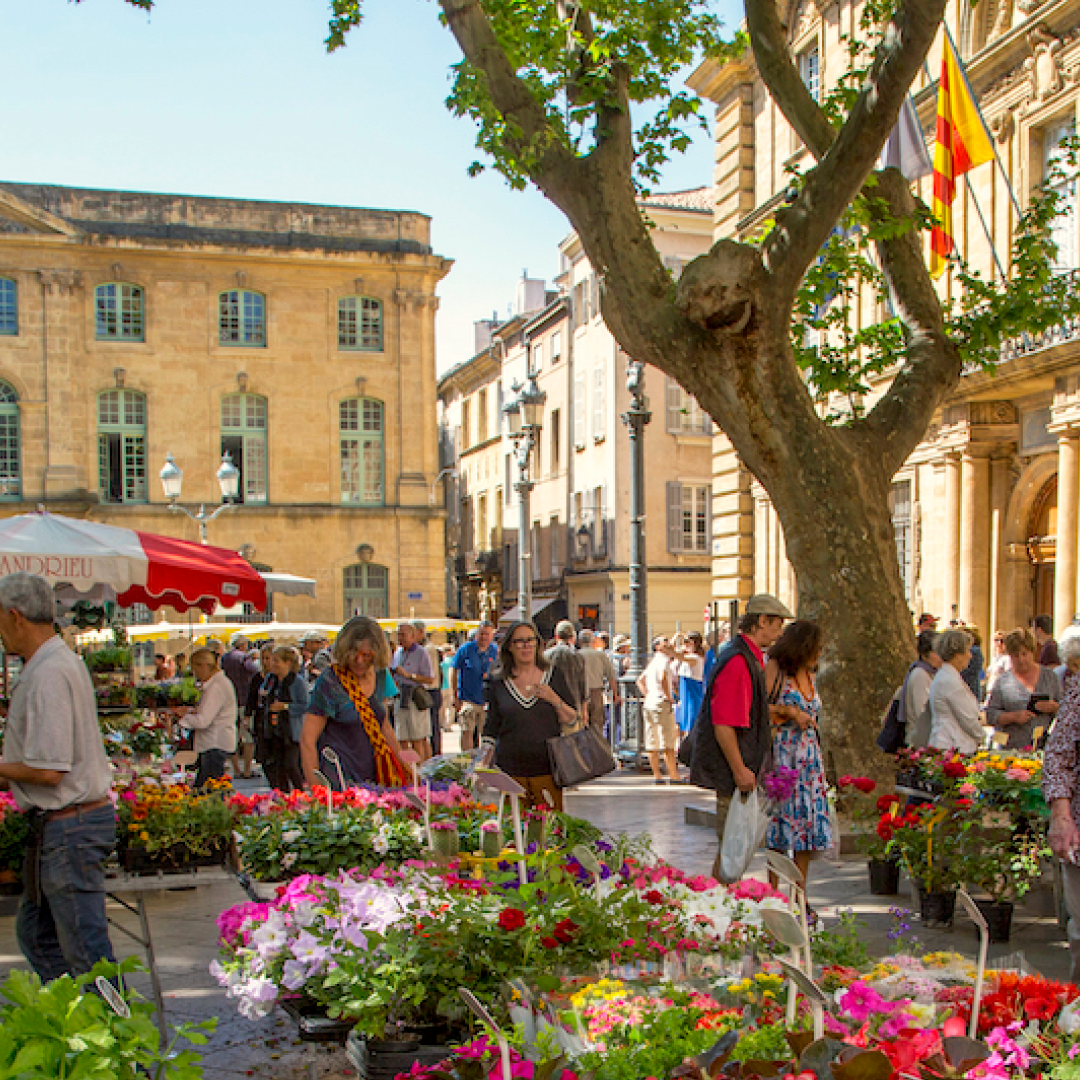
[504, 374, 546, 621]
[618, 359, 652, 769]
[159, 451, 241, 544]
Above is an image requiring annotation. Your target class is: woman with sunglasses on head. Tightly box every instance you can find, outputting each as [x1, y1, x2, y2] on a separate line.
[300, 616, 417, 790]
[479, 620, 579, 811]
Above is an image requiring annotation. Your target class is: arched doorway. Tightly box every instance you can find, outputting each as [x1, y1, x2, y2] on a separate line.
[1027, 475, 1058, 621]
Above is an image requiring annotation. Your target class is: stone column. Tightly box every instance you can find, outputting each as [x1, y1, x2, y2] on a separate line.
[1056, 429, 1080, 633]
[988, 451, 1014, 634]
[959, 449, 991, 634]
[942, 453, 961, 618]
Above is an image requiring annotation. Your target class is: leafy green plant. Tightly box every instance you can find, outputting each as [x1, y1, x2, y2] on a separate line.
[0, 958, 211, 1079]
[0, 794, 28, 874]
[810, 909, 871, 969]
[85, 646, 133, 673]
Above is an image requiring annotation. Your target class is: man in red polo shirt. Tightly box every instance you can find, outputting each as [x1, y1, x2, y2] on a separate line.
[706, 594, 791, 880]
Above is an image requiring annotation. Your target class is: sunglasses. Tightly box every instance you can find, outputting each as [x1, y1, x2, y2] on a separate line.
[510, 637, 538, 646]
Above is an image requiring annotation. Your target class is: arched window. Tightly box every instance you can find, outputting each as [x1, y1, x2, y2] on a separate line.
[0, 381, 20, 499]
[338, 296, 383, 351]
[221, 393, 268, 504]
[0, 279, 17, 336]
[219, 290, 266, 346]
[342, 563, 388, 620]
[339, 398, 384, 506]
[98, 389, 147, 504]
[95, 283, 145, 341]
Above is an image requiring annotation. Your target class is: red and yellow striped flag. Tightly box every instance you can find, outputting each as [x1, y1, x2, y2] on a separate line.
[930, 36, 995, 278]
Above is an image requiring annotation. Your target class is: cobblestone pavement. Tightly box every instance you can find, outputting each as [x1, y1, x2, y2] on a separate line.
[0, 753, 1071, 1078]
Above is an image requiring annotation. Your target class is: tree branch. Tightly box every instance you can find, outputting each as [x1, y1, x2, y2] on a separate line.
[850, 170, 964, 475]
[439, 0, 582, 199]
[753, 0, 946, 300]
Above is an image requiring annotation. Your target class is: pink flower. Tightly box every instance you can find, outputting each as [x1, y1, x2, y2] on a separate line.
[958, 782, 976, 795]
[1005, 767, 1030, 782]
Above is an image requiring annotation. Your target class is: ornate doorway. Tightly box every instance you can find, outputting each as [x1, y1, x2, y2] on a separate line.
[1027, 475, 1058, 621]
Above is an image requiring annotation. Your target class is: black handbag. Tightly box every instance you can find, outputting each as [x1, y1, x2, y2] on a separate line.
[412, 685, 434, 711]
[876, 692, 905, 753]
[547, 724, 617, 788]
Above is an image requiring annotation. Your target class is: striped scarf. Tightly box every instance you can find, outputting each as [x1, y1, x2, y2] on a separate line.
[332, 665, 408, 788]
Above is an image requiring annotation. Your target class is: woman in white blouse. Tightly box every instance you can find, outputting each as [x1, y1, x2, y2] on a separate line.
[928, 629, 987, 755]
[173, 647, 238, 787]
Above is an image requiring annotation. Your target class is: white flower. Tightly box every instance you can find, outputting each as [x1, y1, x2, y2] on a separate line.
[282, 829, 302, 844]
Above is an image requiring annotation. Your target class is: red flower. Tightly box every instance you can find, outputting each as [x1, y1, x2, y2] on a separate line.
[876, 820, 894, 842]
[497, 908, 527, 931]
[643, 890, 666, 905]
[541, 936, 559, 949]
[1024, 996, 1058, 1020]
[852, 777, 876, 794]
[954, 798, 973, 809]
[837, 775, 854, 789]
[876, 794, 900, 813]
[943, 760, 969, 778]
[554, 919, 579, 944]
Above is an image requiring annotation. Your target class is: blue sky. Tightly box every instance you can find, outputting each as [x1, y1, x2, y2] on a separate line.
[0, 0, 740, 371]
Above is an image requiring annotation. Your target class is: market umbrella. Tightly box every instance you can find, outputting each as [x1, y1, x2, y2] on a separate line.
[0, 510, 267, 614]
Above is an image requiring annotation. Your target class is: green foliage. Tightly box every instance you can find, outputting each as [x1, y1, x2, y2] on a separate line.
[731, 1019, 801, 1063]
[0, 958, 211, 1079]
[84, 646, 133, 673]
[810, 909, 871, 969]
[0, 799, 28, 874]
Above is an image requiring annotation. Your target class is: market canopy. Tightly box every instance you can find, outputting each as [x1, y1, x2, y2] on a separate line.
[0, 510, 267, 614]
[260, 572, 316, 598]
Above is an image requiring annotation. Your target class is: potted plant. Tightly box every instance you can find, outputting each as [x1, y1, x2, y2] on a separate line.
[479, 819, 503, 858]
[886, 799, 967, 926]
[836, 776, 903, 894]
[430, 819, 460, 858]
[959, 823, 1049, 942]
[0, 792, 28, 894]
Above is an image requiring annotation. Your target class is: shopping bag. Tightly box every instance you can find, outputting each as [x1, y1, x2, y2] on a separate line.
[547, 724, 617, 788]
[719, 788, 771, 883]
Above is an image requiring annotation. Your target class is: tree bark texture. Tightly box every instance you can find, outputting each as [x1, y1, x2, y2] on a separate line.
[439, 0, 959, 773]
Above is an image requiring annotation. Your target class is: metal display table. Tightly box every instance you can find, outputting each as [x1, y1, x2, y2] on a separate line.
[104, 866, 236, 1042]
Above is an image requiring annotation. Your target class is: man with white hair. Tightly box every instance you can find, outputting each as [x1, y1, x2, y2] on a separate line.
[578, 629, 621, 732]
[0, 572, 116, 979]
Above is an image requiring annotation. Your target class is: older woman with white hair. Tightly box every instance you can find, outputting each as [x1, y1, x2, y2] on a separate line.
[929, 629, 988, 754]
[173, 647, 237, 787]
[301, 617, 417, 789]
[1057, 625, 1080, 697]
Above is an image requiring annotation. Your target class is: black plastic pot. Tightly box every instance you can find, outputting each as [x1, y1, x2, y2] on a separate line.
[975, 899, 1014, 943]
[346, 1031, 450, 1080]
[918, 888, 957, 927]
[868, 858, 901, 895]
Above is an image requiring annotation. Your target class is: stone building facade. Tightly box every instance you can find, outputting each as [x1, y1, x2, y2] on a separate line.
[438, 192, 716, 637]
[691, 0, 1080, 636]
[0, 183, 450, 623]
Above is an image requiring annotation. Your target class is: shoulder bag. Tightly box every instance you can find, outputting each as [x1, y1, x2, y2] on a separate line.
[547, 724, 617, 788]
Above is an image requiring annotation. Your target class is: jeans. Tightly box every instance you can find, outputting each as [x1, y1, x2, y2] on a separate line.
[17, 803, 117, 982]
[1062, 858, 1080, 984]
[196, 748, 229, 787]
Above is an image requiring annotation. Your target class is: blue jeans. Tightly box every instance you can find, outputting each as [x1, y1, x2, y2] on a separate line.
[17, 803, 117, 981]
[196, 748, 229, 788]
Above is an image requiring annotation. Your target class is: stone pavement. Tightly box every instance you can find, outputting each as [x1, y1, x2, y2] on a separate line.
[0, 765, 1072, 1078]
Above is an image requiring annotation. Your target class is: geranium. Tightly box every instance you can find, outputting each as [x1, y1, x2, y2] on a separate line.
[876, 794, 900, 812]
[851, 777, 876, 794]
[942, 758, 969, 778]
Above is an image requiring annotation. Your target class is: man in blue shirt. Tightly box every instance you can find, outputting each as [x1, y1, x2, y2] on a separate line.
[449, 621, 497, 751]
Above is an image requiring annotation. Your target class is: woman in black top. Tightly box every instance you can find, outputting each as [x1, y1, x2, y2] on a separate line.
[267, 646, 309, 791]
[246, 645, 281, 788]
[480, 620, 578, 811]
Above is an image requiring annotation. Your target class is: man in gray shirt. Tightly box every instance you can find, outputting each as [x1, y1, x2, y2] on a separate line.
[0, 572, 116, 980]
[544, 620, 588, 716]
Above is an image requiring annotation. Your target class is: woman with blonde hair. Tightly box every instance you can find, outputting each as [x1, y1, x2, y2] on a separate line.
[985, 627, 1061, 750]
[300, 617, 416, 789]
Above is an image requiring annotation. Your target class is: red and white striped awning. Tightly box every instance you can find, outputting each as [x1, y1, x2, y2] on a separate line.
[0, 511, 267, 614]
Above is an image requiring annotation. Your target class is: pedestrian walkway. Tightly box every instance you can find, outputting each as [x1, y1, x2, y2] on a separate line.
[0, 768, 1071, 1079]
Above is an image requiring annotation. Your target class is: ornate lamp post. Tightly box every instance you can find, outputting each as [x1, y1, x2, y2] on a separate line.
[503, 373, 546, 621]
[159, 452, 241, 544]
[618, 359, 652, 767]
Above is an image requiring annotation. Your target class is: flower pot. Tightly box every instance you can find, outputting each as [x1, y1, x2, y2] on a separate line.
[346, 1030, 449, 1080]
[430, 829, 459, 858]
[918, 888, 957, 927]
[480, 830, 502, 858]
[974, 899, 1014, 943]
[526, 818, 544, 849]
[868, 857, 901, 895]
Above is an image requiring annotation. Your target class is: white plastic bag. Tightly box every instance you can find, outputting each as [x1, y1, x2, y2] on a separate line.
[719, 788, 771, 883]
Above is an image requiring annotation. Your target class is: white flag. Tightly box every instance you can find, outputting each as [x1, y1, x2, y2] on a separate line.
[879, 95, 933, 181]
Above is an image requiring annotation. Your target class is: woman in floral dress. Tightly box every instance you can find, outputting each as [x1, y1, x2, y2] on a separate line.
[763, 619, 832, 890]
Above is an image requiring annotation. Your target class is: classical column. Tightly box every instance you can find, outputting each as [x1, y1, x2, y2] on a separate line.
[942, 453, 961, 617]
[959, 449, 991, 634]
[988, 452, 1014, 634]
[1056, 429, 1080, 633]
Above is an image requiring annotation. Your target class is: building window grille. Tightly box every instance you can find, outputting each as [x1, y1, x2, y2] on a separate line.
[338, 296, 383, 351]
[98, 389, 147, 504]
[95, 283, 145, 341]
[0, 279, 17, 336]
[340, 397, 385, 506]
[343, 562, 389, 619]
[889, 480, 913, 601]
[219, 290, 266, 346]
[0, 381, 20, 499]
[221, 393, 268, 504]
[667, 482, 711, 553]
